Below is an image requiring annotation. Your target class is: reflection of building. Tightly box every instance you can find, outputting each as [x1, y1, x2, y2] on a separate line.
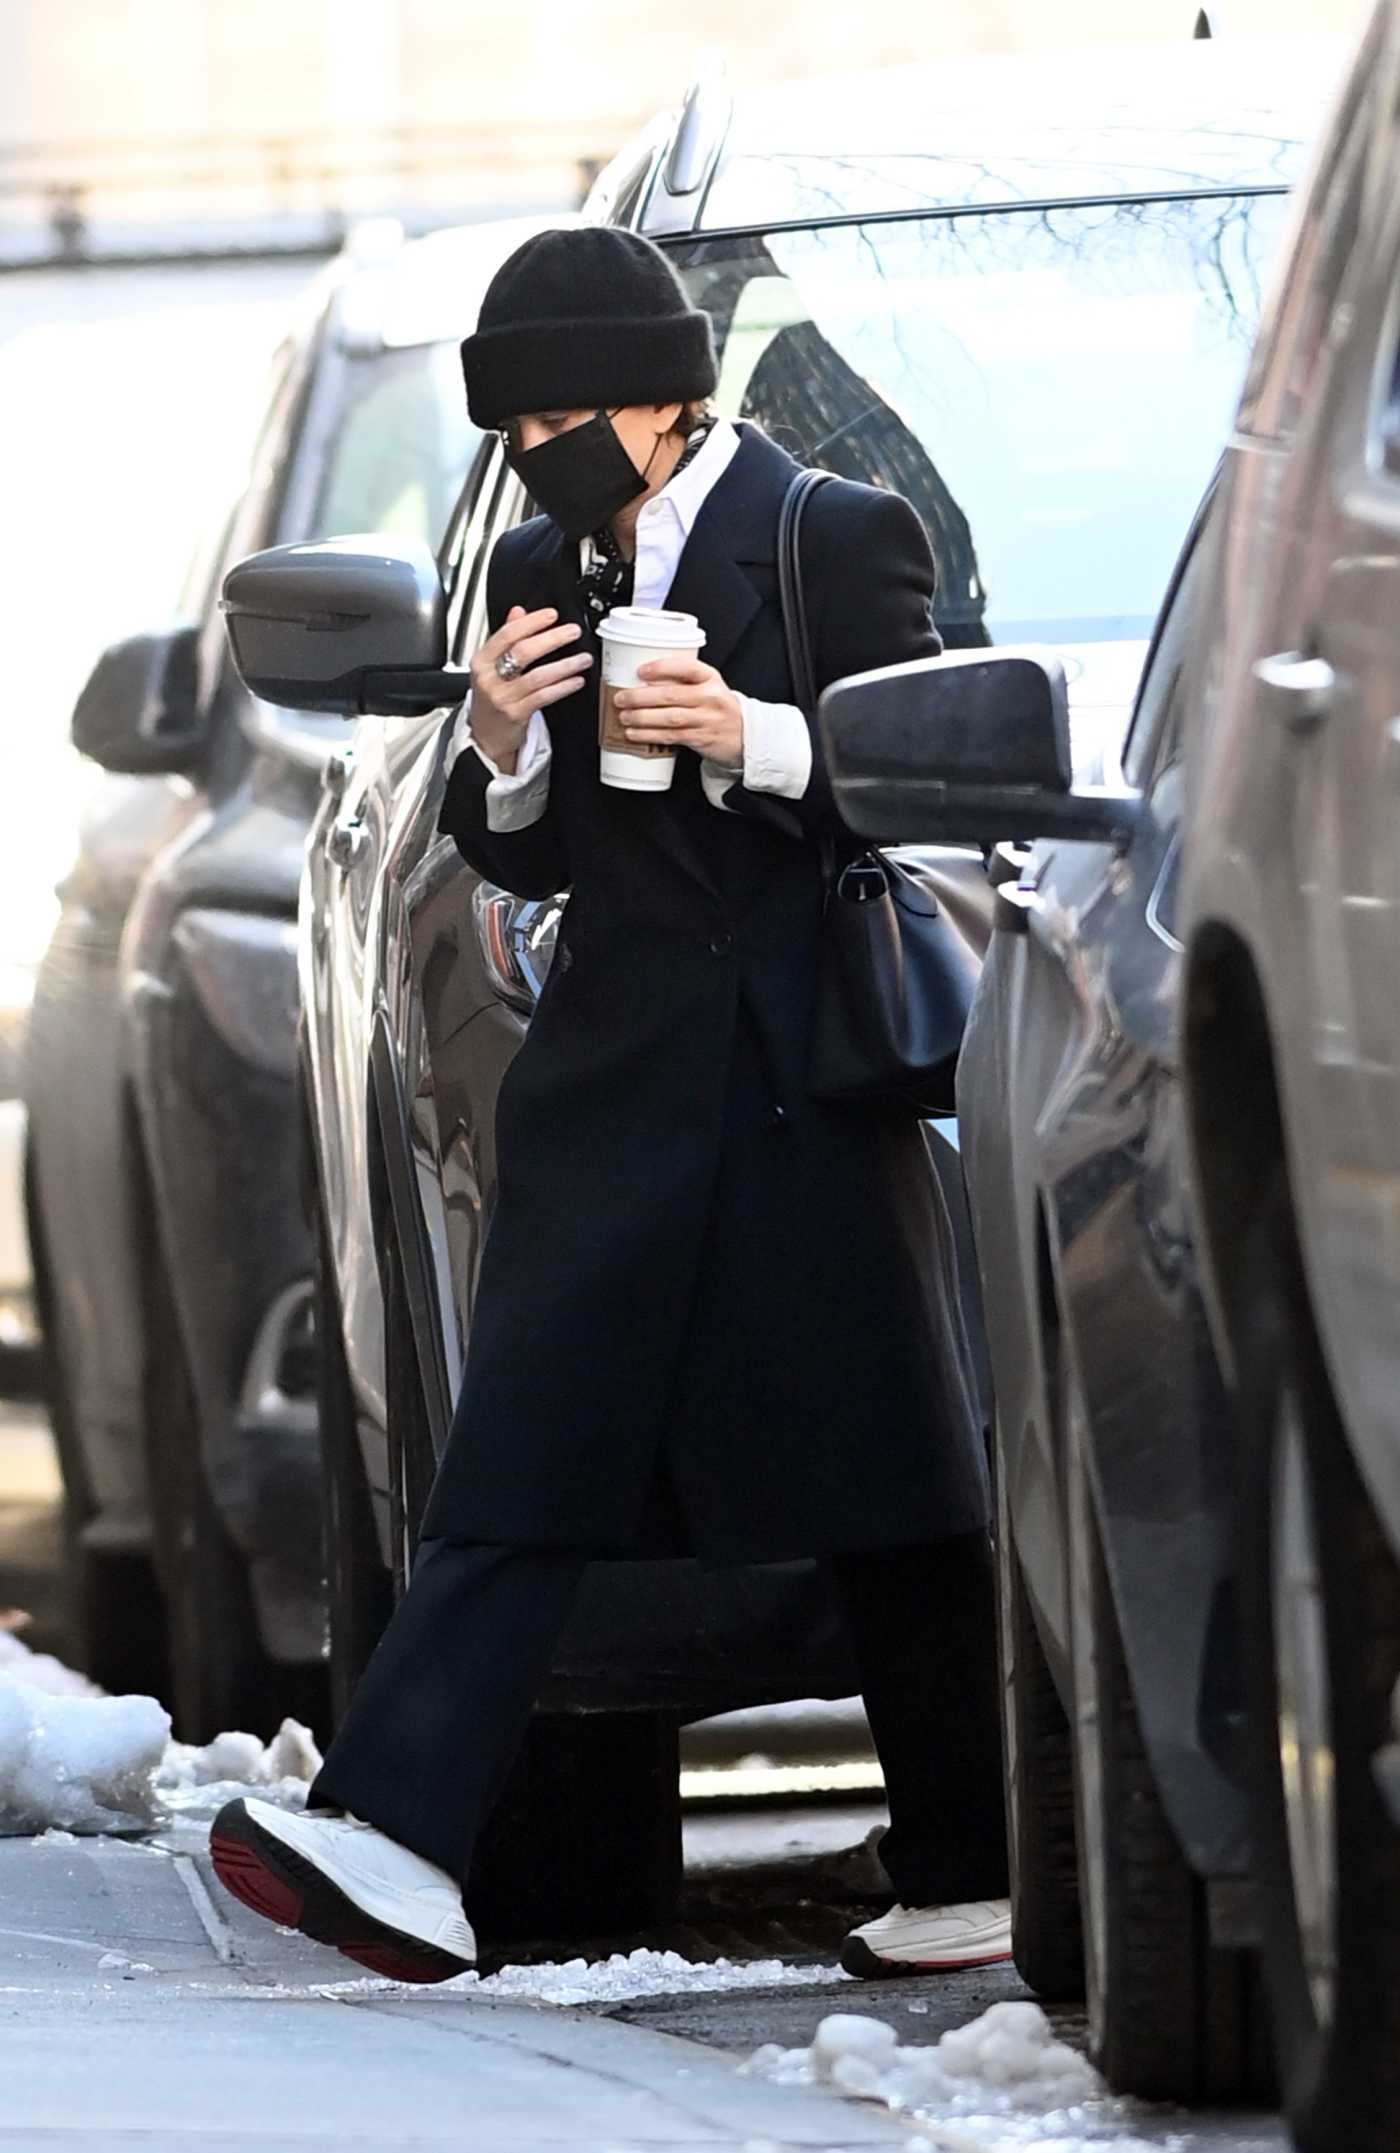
[741, 320, 989, 647]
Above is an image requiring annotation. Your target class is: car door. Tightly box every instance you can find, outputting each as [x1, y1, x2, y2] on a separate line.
[1264, 149, 1400, 1547]
[1045, 505, 1246, 1859]
[386, 445, 546, 1432]
[963, 502, 1213, 1678]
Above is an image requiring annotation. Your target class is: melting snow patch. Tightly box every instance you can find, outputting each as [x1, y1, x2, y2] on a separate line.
[0, 1633, 321, 1835]
[462, 1947, 847, 2007]
[748, 2001, 1163, 2145]
[200, 1949, 848, 2009]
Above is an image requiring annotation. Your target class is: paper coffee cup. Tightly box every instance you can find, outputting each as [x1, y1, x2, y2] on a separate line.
[596, 606, 707, 791]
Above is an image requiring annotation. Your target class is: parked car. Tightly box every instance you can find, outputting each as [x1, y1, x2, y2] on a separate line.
[23, 228, 480, 1730]
[227, 31, 1331, 1938]
[806, 34, 1343, 2107]
[1179, 4, 1400, 2144]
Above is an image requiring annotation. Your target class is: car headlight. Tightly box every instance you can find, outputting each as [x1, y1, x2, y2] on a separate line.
[471, 886, 562, 1017]
[172, 909, 300, 1079]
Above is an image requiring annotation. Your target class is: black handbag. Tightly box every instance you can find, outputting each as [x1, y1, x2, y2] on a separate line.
[778, 467, 984, 1117]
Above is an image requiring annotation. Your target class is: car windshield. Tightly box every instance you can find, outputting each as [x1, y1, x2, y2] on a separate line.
[670, 191, 1288, 651]
[311, 339, 479, 548]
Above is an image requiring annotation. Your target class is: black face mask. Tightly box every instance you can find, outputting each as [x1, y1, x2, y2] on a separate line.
[503, 410, 655, 541]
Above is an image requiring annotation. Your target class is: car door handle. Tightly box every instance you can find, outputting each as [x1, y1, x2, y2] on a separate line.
[326, 817, 367, 869]
[1252, 651, 1336, 732]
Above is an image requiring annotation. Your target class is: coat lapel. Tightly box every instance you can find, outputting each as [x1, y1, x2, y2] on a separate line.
[521, 427, 805, 900]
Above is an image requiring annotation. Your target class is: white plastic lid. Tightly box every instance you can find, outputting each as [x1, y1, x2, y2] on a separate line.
[597, 605, 705, 650]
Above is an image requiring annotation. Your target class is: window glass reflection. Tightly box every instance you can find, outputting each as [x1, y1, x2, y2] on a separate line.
[314, 340, 479, 548]
[674, 192, 1287, 653]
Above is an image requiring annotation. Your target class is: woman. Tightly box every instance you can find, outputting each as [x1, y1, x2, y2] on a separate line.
[210, 227, 1009, 1984]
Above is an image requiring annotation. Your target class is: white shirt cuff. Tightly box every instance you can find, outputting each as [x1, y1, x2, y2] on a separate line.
[449, 702, 552, 832]
[701, 695, 812, 812]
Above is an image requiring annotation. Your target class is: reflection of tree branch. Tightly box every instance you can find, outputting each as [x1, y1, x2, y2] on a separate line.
[672, 183, 1285, 641]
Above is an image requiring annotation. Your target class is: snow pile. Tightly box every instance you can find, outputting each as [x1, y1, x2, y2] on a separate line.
[461, 1946, 847, 2007]
[748, 2001, 1153, 2143]
[0, 1627, 100, 1698]
[0, 1671, 171, 1834]
[153, 1719, 322, 1820]
[0, 1629, 321, 1834]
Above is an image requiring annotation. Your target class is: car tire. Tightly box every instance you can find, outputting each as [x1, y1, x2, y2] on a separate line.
[25, 1150, 168, 1698]
[313, 1195, 392, 1726]
[1236, 1176, 1400, 2153]
[1064, 1352, 1263, 2102]
[468, 1708, 684, 1944]
[141, 1205, 308, 1743]
[995, 1446, 1084, 2000]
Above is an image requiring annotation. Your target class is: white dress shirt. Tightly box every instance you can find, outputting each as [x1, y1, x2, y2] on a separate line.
[450, 419, 812, 834]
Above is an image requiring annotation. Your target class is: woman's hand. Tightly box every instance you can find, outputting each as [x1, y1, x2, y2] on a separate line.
[615, 657, 745, 769]
[470, 605, 593, 770]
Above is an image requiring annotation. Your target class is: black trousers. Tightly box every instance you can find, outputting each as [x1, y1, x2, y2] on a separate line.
[309, 1531, 1009, 1909]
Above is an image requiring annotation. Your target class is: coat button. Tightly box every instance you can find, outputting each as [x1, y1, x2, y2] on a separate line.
[709, 928, 734, 956]
[770, 1102, 788, 1129]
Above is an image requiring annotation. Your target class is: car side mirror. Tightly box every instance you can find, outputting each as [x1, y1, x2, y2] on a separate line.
[70, 625, 205, 776]
[819, 648, 1139, 847]
[221, 535, 469, 717]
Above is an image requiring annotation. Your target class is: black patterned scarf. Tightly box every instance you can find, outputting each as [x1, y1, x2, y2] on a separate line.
[578, 416, 717, 627]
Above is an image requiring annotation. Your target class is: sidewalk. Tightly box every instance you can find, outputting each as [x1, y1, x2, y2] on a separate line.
[0, 1831, 908, 2152]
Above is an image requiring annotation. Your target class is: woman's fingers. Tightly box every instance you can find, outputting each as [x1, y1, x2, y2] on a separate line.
[635, 655, 711, 685]
[480, 605, 559, 663]
[613, 681, 702, 712]
[523, 652, 593, 693]
[622, 718, 711, 745]
[534, 673, 592, 709]
[510, 621, 587, 671]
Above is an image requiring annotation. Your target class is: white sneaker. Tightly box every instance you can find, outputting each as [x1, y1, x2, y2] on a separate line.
[210, 1796, 476, 1984]
[842, 1898, 1013, 1977]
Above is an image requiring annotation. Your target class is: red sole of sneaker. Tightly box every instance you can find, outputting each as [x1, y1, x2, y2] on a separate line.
[840, 1936, 1014, 1979]
[209, 1803, 470, 1987]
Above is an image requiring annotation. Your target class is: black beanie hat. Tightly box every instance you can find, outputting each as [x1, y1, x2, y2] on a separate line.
[460, 227, 718, 431]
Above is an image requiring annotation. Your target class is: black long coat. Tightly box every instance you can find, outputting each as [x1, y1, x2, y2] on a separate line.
[425, 422, 988, 1562]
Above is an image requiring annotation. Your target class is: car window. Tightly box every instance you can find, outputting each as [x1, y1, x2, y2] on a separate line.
[1235, 18, 1383, 444]
[192, 329, 317, 711]
[310, 340, 479, 548]
[1121, 506, 1215, 789]
[669, 192, 1286, 658]
[449, 453, 528, 664]
[1373, 233, 1400, 481]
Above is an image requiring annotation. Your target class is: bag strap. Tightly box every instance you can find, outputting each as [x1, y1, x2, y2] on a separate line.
[776, 466, 833, 716]
[777, 468, 843, 889]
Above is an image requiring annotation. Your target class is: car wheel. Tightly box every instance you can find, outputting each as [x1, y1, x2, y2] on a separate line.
[1236, 1177, 1400, 2153]
[468, 1709, 683, 1944]
[142, 1216, 301, 1743]
[1064, 1352, 1262, 2102]
[995, 1440, 1084, 1999]
[313, 1194, 392, 1725]
[25, 1151, 168, 1697]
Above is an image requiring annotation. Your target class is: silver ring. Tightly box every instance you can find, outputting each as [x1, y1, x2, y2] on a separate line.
[495, 649, 523, 682]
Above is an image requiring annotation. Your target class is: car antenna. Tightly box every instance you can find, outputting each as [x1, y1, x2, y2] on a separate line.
[663, 49, 729, 197]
